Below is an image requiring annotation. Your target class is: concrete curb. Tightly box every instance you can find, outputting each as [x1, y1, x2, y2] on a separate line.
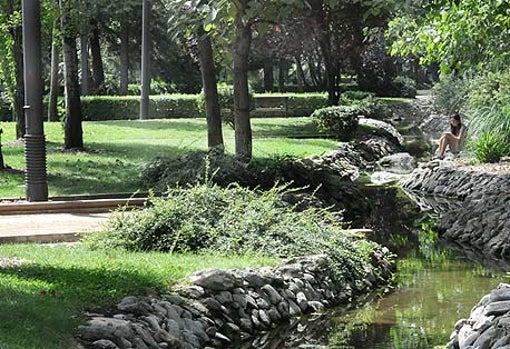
[0, 197, 148, 214]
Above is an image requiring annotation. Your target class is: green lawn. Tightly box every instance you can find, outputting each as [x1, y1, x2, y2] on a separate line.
[0, 243, 279, 349]
[0, 118, 336, 198]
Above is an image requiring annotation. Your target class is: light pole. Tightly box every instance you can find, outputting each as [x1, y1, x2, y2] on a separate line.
[22, 0, 48, 201]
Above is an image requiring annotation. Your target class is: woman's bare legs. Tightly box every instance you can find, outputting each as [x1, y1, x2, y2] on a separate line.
[438, 132, 457, 159]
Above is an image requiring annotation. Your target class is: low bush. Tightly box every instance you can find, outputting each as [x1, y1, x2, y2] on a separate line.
[197, 83, 255, 128]
[141, 150, 369, 220]
[340, 90, 375, 102]
[343, 95, 393, 120]
[81, 94, 200, 120]
[391, 76, 417, 98]
[311, 106, 360, 140]
[84, 183, 379, 282]
[471, 130, 509, 163]
[432, 74, 470, 114]
[285, 93, 328, 116]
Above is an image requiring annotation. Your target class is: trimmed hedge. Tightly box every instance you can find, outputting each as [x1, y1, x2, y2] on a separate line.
[81, 94, 200, 121]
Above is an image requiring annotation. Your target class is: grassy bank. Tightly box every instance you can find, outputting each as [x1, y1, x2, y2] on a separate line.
[0, 118, 336, 198]
[0, 243, 279, 349]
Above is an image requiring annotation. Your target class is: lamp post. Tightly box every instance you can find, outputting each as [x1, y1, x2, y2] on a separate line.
[22, 0, 48, 201]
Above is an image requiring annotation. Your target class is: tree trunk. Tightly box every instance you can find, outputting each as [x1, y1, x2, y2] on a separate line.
[0, 128, 4, 169]
[48, 20, 60, 122]
[278, 58, 286, 92]
[11, 15, 25, 139]
[80, 30, 89, 95]
[263, 60, 273, 92]
[197, 28, 223, 150]
[295, 55, 306, 92]
[119, 20, 129, 95]
[60, 0, 83, 149]
[233, 9, 252, 161]
[89, 19, 105, 94]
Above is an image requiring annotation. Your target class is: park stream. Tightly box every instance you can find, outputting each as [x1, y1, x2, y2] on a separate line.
[227, 185, 509, 349]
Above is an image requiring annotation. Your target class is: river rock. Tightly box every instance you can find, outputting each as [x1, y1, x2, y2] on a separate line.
[189, 269, 237, 291]
[92, 339, 120, 349]
[79, 317, 135, 346]
[377, 152, 416, 174]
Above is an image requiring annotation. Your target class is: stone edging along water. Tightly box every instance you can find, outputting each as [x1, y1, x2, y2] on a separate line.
[77, 250, 394, 349]
[448, 283, 510, 349]
[400, 161, 510, 259]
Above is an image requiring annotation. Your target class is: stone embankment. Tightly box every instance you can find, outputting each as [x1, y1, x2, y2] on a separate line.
[448, 283, 510, 349]
[78, 251, 394, 349]
[401, 161, 510, 258]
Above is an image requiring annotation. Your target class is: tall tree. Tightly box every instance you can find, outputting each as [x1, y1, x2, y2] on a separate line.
[89, 18, 104, 93]
[197, 27, 224, 149]
[60, 0, 83, 149]
[119, 19, 129, 95]
[168, 0, 224, 150]
[48, 18, 60, 121]
[388, 0, 510, 74]
[0, 0, 25, 139]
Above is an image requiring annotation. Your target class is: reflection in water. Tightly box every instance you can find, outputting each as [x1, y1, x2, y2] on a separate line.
[230, 186, 509, 349]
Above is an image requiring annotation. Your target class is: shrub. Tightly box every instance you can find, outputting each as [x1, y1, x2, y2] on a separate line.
[391, 76, 417, 98]
[471, 130, 509, 163]
[466, 70, 510, 113]
[81, 94, 200, 120]
[432, 74, 470, 114]
[311, 106, 360, 140]
[197, 83, 255, 128]
[141, 150, 370, 221]
[84, 183, 379, 282]
[284, 93, 328, 116]
[340, 90, 375, 102]
[342, 95, 393, 120]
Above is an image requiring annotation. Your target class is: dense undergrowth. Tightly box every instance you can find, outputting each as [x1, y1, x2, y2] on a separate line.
[85, 183, 381, 283]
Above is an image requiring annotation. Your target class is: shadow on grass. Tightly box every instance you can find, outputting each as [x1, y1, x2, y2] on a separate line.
[95, 119, 208, 132]
[0, 263, 167, 349]
[45, 143, 188, 194]
[253, 120, 326, 138]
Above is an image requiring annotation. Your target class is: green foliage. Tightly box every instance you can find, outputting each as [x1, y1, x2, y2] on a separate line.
[197, 83, 255, 128]
[471, 130, 509, 163]
[127, 81, 178, 95]
[284, 93, 329, 116]
[0, 118, 338, 198]
[431, 74, 469, 114]
[341, 95, 393, 120]
[340, 90, 375, 102]
[80, 94, 200, 120]
[392, 76, 417, 98]
[311, 105, 360, 140]
[85, 183, 379, 283]
[464, 70, 510, 162]
[388, 0, 510, 74]
[0, 243, 277, 349]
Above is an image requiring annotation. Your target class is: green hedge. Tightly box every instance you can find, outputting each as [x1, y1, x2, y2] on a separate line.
[81, 94, 200, 121]
[34, 92, 352, 121]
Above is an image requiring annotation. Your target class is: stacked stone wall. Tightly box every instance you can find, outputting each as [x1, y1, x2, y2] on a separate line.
[78, 252, 394, 349]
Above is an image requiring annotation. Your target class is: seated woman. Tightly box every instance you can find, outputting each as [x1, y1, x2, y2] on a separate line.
[436, 112, 466, 160]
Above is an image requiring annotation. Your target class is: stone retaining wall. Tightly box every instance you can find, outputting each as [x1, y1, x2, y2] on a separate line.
[448, 283, 510, 349]
[400, 162, 510, 258]
[78, 251, 394, 349]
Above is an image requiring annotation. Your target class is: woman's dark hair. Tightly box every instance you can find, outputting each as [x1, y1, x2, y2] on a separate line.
[450, 112, 462, 136]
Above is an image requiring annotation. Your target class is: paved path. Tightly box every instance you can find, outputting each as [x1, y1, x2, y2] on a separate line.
[0, 212, 109, 243]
